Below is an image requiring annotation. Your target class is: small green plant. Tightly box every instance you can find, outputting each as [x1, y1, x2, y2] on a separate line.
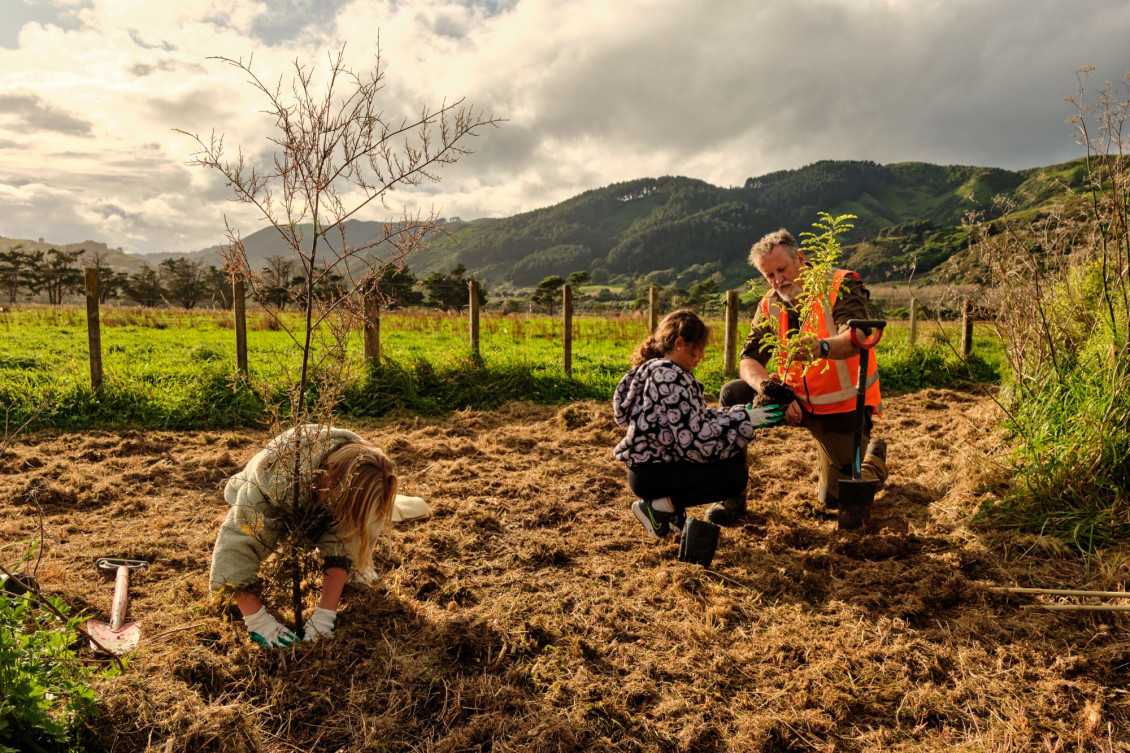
[758, 212, 858, 376]
[0, 554, 103, 752]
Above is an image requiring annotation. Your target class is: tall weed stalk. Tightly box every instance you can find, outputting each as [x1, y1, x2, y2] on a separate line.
[974, 69, 1130, 550]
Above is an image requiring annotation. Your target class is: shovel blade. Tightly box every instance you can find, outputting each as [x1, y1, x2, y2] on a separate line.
[837, 478, 880, 531]
[88, 619, 141, 655]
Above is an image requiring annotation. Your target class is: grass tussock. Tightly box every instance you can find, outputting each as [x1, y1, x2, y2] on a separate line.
[972, 71, 1130, 551]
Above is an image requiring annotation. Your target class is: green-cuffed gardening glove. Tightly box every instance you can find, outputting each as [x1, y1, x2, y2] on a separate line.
[302, 607, 337, 642]
[746, 403, 787, 429]
[243, 607, 298, 649]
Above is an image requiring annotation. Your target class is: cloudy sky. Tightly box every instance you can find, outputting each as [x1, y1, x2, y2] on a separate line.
[0, 0, 1127, 256]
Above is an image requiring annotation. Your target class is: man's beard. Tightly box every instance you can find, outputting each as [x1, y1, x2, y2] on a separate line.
[777, 284, 797, 304]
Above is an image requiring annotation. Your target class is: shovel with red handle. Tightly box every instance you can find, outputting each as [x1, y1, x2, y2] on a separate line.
[836, 319, 886, 531]
[88, 558, 148, 655]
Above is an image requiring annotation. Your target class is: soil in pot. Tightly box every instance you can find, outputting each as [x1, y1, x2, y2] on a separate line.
[751, 378, 796, 408]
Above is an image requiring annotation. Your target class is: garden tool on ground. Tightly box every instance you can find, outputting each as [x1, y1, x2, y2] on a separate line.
[88, 557, 148, 655]
[837, 319, 886, 531]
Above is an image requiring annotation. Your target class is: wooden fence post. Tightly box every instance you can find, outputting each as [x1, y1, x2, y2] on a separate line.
[84, 268, 102, 392]
[961, 298, 973, 358]
[363, 287, 381, 369]
[724, 290, 740, 378]
[563, 284, 573, 376]
[648, 285, 659, 333]
[233, 281, 248, 377]
[469, 279, 480, 356]
[908, 296, 918, 347]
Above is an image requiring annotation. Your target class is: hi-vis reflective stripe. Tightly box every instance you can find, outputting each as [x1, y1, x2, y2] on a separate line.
[771, 271, 853, 394]
[807, 368, 880, 404]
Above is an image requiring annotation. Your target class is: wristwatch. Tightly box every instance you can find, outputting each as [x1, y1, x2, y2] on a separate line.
[818, 339, 830, 358]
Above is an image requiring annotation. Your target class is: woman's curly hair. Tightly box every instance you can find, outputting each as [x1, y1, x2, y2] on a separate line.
[629, 309, 710, 367]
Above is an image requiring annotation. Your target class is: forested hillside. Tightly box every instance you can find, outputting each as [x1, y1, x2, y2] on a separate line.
[413, 158, 1088, 288]
[3, 158, 1088, 303]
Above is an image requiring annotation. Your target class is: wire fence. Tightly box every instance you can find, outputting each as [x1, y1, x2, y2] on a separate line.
[32, 269, 978, 393]
[74, 271, 722, 392]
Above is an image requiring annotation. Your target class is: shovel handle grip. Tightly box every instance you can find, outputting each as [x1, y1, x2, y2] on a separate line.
[97, 557, 148, 573]
[847, 319, 886, 350]
[97, 559, 146, 632]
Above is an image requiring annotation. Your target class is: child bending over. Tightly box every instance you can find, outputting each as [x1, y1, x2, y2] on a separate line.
[209, 424, 428, 648]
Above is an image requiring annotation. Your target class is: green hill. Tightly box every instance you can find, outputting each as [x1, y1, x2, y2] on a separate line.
[414, 158, 1088, 287]
[5, 158, 1089, 291]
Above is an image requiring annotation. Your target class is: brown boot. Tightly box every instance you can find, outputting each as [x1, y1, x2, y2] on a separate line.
[862, 438, 888, 484]
[705, 494, 746, 526]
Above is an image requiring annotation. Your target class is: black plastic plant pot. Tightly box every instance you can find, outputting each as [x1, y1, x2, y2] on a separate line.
[1, 573, 38, 598]
[678, 517, 720, 567]
[836, 479, 880, 531]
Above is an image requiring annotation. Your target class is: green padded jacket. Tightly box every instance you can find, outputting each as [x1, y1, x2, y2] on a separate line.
[208, 424, 363, 593]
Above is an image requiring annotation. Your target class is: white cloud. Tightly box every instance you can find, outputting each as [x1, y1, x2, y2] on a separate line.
[0, 0, 1128, 255]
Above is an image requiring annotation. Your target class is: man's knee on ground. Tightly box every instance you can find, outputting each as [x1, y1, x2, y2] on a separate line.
[719, 379, 756, 408]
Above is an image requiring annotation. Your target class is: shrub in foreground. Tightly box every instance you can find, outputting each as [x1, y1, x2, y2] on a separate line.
[0, 575, 103, 752]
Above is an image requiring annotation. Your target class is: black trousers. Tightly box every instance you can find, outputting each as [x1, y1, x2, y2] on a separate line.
[719, 378, 876, 507]
[626, 451, 748, 512]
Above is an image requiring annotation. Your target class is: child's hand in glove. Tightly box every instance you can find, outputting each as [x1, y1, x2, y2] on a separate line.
[302, 607, 337, 642]
[243, 607, 298, 648]
[745, 403, 787, 429]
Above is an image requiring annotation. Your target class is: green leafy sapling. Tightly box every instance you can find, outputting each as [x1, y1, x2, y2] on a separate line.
[757, 211, 857, 382]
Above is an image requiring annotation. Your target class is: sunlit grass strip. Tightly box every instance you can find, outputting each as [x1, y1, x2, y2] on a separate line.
[0, 306, 1001, 429]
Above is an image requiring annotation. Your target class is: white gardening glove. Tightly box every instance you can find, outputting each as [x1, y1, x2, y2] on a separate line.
[302, 607, 338, 642]
[243, 607, 298, 649]
[746, 403, 787, 429]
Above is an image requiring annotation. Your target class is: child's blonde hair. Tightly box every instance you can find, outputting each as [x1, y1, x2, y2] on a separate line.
[314, 442, 397, 576]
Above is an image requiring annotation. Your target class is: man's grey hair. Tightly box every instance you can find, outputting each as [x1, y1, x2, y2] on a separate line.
[749, 229, 799, 265]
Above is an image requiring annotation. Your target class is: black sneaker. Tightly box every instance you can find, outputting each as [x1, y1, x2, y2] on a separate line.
[672, 510, 687, 538]
[631, 499, 673, 539]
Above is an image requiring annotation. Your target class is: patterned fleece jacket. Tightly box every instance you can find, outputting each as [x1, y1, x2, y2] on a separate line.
[209, 425, 427, 593]
[613, 358, 754, 466]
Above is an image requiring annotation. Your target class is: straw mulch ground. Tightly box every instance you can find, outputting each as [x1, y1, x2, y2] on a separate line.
[2, 388, 1128, 752]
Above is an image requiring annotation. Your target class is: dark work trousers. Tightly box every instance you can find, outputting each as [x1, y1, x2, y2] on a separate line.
[626, 451, 748, 512]
[719, 378, 882, 508]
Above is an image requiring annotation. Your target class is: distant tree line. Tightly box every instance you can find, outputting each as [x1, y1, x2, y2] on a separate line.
[506, 268, 740, 318]
[0, 246, 235, 308]
[0, 243, 748, 319]
[0, 246, 489, 312]
[256, 259, 488, 312]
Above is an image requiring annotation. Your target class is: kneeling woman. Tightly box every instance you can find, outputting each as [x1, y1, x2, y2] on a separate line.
[613, 309, 784, 538]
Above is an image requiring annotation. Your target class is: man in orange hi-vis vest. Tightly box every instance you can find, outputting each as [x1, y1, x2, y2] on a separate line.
[711, 228, 889, 525]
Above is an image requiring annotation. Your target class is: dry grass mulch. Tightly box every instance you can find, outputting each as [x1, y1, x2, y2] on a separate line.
[2, 388, 1128, 752]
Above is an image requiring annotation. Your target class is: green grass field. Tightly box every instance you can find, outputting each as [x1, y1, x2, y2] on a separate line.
[0, 306, 1001, 429]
